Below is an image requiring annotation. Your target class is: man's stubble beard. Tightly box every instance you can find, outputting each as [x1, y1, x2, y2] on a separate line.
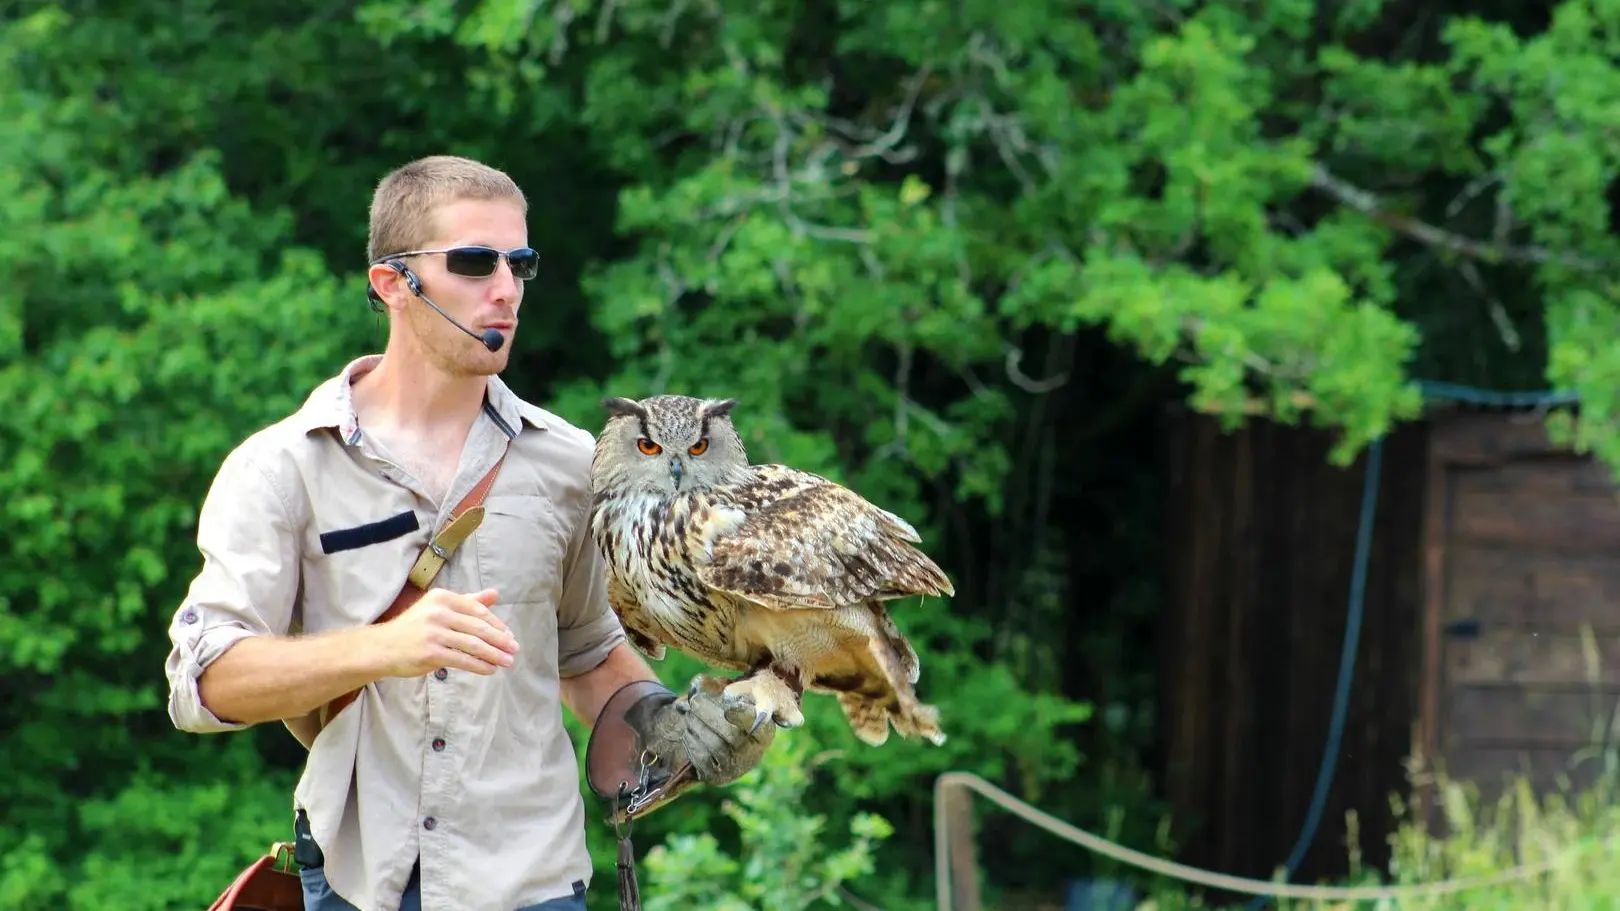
[403, 303, 509, 378]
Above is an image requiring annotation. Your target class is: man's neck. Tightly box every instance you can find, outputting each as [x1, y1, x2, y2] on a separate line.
[352, 350, 488, 440]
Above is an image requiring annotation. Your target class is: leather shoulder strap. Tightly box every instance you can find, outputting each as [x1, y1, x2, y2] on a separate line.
[312, 451, 508, 732]
[380, 452, 507, 623]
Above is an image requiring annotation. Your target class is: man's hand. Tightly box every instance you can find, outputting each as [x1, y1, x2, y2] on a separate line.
[375, 588, 520, 678]
[193, 588, 519, 729]
[631, 677, 776, 787]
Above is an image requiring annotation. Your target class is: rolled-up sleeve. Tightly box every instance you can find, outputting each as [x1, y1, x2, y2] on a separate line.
[164, 443, 302, 733]
[554, 493, 626, 679]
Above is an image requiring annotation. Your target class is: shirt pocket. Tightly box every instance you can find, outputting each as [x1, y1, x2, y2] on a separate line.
[476, 493, 566, 607]
[307, 507, 429, 631]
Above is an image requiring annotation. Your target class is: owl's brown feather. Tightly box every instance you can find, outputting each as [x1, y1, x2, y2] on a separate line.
[693, 465, 955, 612]
[588, 395, 952, 747]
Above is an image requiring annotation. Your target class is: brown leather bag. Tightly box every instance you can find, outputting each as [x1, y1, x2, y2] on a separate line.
[207, 455, 506, 909]
[207, 842, 301, 911]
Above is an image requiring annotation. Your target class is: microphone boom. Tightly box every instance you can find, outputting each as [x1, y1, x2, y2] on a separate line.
[409, 279, 507, 352]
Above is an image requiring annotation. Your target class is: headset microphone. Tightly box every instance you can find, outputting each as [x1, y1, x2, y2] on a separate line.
[392, 265, 506, 352]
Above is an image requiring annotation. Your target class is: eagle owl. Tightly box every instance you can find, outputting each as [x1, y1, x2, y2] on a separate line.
[587, 394, 952, 747]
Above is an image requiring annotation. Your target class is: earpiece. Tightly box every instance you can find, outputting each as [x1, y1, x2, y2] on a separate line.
[397, 263, 424, 297]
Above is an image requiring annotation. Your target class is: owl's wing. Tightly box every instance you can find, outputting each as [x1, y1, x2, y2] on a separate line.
[691, 465, 955, 611]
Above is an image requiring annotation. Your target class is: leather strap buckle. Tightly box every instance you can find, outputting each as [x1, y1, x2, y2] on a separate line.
[406, 504, 487, 591]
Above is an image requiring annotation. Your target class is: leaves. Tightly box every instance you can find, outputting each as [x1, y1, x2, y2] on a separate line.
[8, 0, 1620, 907]
[643, 738, 895, 911]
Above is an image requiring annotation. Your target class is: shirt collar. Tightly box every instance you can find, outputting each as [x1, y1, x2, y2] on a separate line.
[292, 354, 548, 444]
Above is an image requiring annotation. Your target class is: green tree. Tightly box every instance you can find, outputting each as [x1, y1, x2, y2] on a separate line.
[5, 0, 1620, 907]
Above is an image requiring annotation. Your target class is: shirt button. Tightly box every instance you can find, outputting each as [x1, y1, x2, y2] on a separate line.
[181, 610, 198, 624]
[423, 817, 437, 830]
[431, 738, 446, 752]
[434, 668, 448, 680]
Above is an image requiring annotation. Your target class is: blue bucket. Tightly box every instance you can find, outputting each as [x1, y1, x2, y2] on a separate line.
[1063, 878, 1138, 911]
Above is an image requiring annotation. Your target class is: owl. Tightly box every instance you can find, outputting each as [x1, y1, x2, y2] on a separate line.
[587, 394, 952, 747]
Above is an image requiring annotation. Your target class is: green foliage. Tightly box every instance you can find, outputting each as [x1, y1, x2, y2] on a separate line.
[641, 736, 894, 911]
[1438, 3, 1620, 470]
[7, 0, 1620, 907]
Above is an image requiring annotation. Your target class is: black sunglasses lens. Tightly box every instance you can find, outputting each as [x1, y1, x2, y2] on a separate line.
[508, 248, 540, 280]
[444, 247, 539, 280]
[445, 247, 501, 277]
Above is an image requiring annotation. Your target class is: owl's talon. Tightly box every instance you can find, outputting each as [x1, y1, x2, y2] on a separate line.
[719, 688, 750, 714]
[720, 671, 805, 732]
[685, 673, 725, 702]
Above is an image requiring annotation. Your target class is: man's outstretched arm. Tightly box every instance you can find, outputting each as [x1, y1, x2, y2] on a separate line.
[196, 587, 518, 728]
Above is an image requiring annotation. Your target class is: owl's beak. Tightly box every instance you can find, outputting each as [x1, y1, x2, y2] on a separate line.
[669, 458, 684, 489]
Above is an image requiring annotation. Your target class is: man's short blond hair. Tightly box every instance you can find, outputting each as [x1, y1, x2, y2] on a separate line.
[366, 155, 527, 262]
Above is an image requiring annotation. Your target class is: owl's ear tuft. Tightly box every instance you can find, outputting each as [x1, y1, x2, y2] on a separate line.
[602, 397, 647, 420]
[701, 398, 739, 421]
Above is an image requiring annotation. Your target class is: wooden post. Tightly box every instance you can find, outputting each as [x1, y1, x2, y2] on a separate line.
[944, 782, 981, 911]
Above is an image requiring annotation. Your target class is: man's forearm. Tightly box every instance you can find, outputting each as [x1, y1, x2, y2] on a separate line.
[561, 642, 662, 728]
[197, 626, 392, 726]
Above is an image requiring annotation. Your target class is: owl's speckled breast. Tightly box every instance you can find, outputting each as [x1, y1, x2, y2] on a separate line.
[592, 490, 748, 667]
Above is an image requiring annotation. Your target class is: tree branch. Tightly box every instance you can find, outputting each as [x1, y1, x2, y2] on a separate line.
[1004, 343, 1067, 393]
[1307, 163, 1610, 272]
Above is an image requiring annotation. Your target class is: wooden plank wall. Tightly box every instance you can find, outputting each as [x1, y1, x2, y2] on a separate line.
[1421, 413, 1620, 808]
[1158, 408, 1428, 898]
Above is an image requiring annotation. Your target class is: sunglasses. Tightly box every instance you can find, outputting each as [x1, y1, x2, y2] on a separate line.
[392, 246, 541, 281]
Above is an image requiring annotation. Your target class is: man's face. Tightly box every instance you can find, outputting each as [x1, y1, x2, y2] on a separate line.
[389, 195, 530, 376]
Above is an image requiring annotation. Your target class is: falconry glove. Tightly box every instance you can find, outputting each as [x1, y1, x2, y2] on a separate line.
[585, 678, 775, 824]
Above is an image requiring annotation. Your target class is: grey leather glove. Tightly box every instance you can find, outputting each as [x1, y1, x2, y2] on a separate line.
[627, 677, 777, 787]
[585, 676, 777, 824]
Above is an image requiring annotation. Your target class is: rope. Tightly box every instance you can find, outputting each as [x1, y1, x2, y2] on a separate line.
[932, 771, 1606, 906]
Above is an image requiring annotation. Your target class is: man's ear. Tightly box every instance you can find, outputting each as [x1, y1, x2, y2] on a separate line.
[367, 262, 411, 311]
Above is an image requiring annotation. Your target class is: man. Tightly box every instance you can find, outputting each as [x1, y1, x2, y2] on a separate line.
[163, 155, 773, 911]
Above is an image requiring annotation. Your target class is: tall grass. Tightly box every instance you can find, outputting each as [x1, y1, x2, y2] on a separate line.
[1136, 752, 1620, 910]
[1132, 623, 1620, 910]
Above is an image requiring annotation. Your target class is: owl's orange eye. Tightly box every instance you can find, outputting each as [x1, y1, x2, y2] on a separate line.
[637, 438, 662, 455]
[688, 438, 710, 456]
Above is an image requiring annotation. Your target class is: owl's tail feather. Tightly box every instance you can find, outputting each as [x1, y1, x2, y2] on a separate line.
[828, 606, 948, 746]
[838, 692, 894, 746]
[837, 691, 946, 747]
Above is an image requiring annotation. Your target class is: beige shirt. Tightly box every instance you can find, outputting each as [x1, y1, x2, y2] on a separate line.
[163, 355, 626, 911]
